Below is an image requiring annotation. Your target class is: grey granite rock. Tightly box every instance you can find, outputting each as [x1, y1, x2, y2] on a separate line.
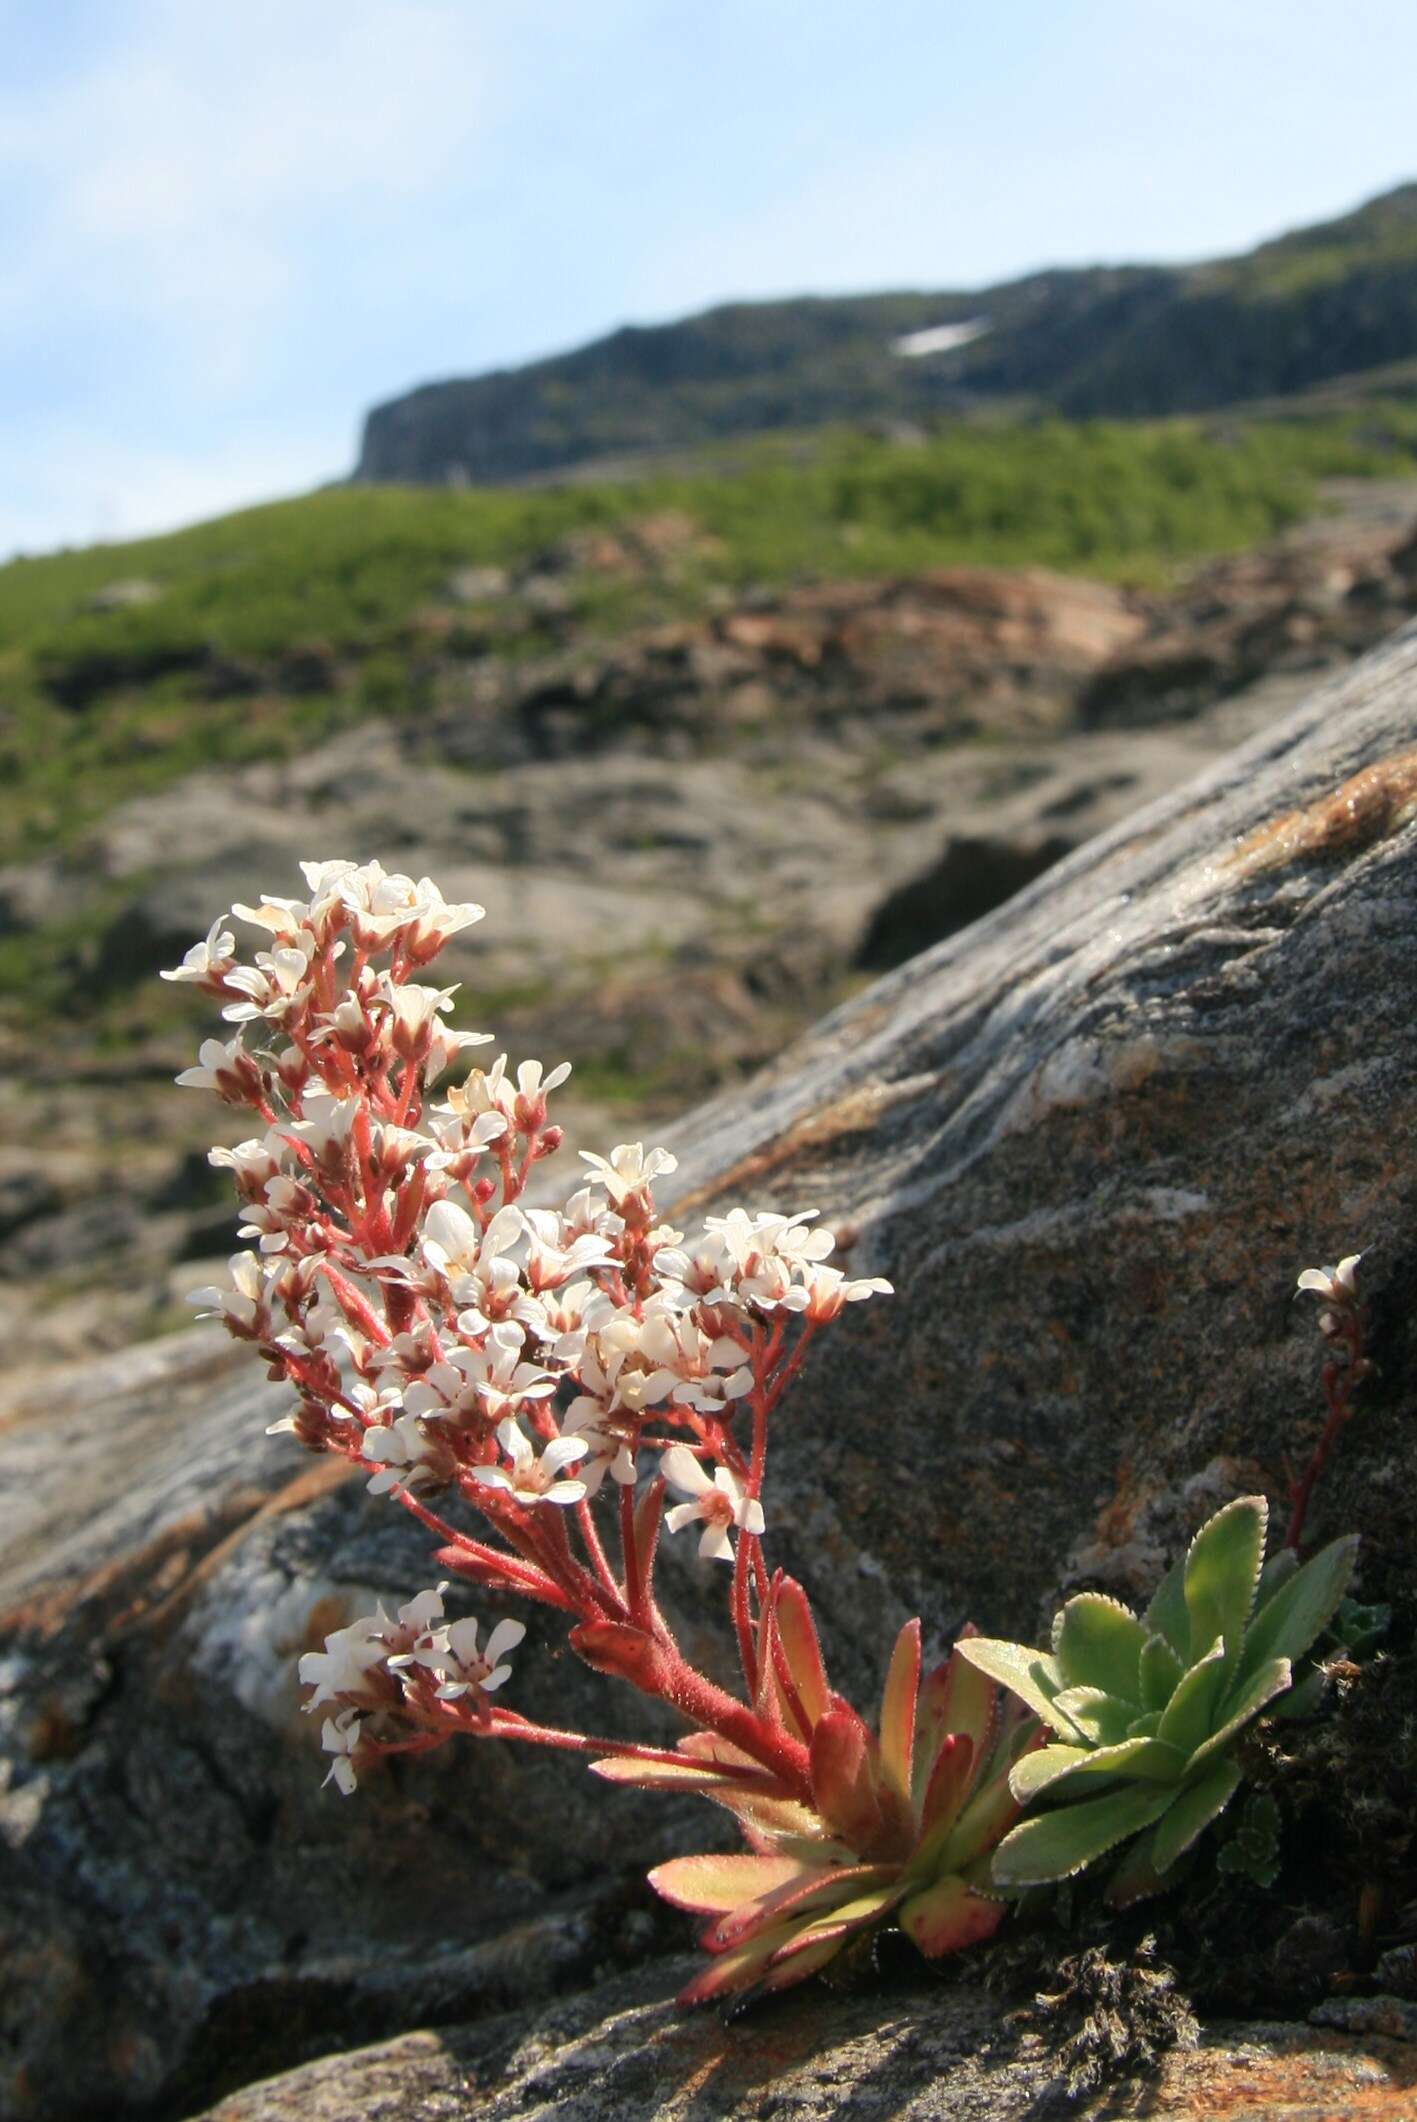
[190, 1959, 1417, 2121]
[4, 627, 1417, 2119]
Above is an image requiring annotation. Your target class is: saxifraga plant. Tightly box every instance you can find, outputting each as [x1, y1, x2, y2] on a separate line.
[167, 857, 1367, 2007]
[957, 1497, 1357, 1905]
[164, 858, 1033, 2003]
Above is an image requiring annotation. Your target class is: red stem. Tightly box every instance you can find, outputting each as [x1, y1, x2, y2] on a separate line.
[1286, 1310, 1366, 1551]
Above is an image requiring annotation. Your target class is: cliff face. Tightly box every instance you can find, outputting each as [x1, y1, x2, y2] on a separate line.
[3, 626, 1416, 2121]
[355, 184, 1417, 485]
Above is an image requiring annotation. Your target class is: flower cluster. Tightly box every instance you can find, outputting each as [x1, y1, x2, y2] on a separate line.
[171, 860, 891, 1865]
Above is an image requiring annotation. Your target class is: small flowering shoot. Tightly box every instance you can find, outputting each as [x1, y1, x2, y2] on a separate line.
[957, 1496, 1358, 1905]
[1289, 1250, 1371, 1551]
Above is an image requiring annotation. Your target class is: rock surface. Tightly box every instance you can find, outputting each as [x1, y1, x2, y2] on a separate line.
[3, 496, 1417, 1378]
[190, 1960, 1417, 2122]
[3, 626, 1417, 2119]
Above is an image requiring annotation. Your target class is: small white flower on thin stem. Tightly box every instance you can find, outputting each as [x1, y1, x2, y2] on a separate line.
[470, 1417, 589, 1507]
[300, 1615, 388, 1707]
[425, 1616, 527, 1700]
[361, 1411, 450, 1495]
[660, 1444, 765, 1563]
[161, 917, 236, 984]
[320, 1708, 363, 1794]
[1296, 1254, 1362, 1305]
[579, 1142, 677, 1207]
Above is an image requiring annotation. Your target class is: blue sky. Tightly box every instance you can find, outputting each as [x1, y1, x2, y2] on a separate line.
[4, 0, 1417, 557]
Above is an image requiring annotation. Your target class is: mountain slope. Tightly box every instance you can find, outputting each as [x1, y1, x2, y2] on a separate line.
[356, 184, 1417, 485]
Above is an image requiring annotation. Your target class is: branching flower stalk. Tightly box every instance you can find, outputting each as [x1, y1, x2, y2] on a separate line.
[1289, 1255, 1371, 1551]
[167, 860, 1030, 1999]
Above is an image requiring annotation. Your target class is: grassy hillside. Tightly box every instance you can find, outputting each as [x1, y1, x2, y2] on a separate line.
[357, 185, 1417, 483]
[2, 407, 1415, 879]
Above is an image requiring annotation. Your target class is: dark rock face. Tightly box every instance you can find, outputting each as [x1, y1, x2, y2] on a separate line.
[3, 630, 1417, 2118]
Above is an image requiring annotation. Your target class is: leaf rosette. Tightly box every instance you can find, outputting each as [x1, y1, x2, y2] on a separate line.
[628, 1583, 1040, 2002]
[956, 1497, 1357, 1904]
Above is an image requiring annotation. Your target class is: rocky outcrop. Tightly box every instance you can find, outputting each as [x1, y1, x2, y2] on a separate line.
[4, 504, 1416, 1380]
[2, 626, 1417, 2122]
[188, 1959, 1417, 2122]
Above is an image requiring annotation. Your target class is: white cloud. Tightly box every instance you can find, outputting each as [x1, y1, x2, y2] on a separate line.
[0, 1, 491, 383]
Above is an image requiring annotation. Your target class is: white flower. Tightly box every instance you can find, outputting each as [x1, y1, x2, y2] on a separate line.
[561, 1397, 639, 1494]
[187, 1249, 274, 1334]
[579, 1142, 677, 1206]
[794, 1263, 894, 1323]
[470, 1417, 590, 1507]
[361, 1412, 449, 1495]
[160, 917, 236, 984]
[1297, 1252, 1363, 1336]
[404, 1323, 557, 1428]
[1296, 1254, 1362, 1304]
[320, 1708, 363, 1794]
[424, 1616, 526, 1700]
[300, 1615, 388, 1707]
[336, 862, 484, 957]
[521, 1208, 616, 1293]
[660, 1444, 765, 1563]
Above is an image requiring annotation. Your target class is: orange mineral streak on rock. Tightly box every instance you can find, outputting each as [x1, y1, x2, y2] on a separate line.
[1228, 745, 1417, 878]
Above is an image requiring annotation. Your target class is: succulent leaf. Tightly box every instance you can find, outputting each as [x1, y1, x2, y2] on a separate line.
[1029, 1735, 1187, 1795]
[899, 1873, 1007, 1956]
[991, 1783, 1177, 1886]
[1104, 1833, 1187, 1910]
[1009, 1744, 1092, 1803]
[952, 1638, 1082, 1740]
[1143, 1554, 1190, 1661]
[879, 1619, 921, 1804]
[1149, 1756, 1243, 1873]
[774, 1576, 833, 1729]
[917, 1731, 976, 1849]
[1182, 1495, 1266, 1678]
[1051, 1685, 1141, 1746]
[913, 1646, 998, 1811]
[700, 1862, 896, 1952]
[1139, 1631, 1186, 1710]
[1155, 1636, 1229, 1757]
[1255, 1544, 1300, 1608]
[1054, 1594, 1148, 1700]
[810, 1705, 886, 1852]
[648, 1852, 809, 1914]
[1186, 1656, 1292, 1776]
[1235, 1533, 1359, 1683]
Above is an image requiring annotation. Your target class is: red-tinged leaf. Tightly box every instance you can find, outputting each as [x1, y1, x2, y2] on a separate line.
[935, 1758, 1026, 1873]
[899, 1872, 1008, 1957]
[879, 1619, 921, 1804]
[914, 1733, 976, 1867]
[676, 1923, 799, 2005]
[677, 1731, 761, 1770]
[648, 1852, 808, 1916]
[766, 1883, 905, 1964]
[570, 1622, 672, 1695]
[711, 1787, 833, 1850]
[757, 1933, 852, 1994]
[810, 1705, 884, 1852]
[590, 1756, 770, 1793]
[702, 1862, 897, 1953]
[775, 1577, 832, 1728]
[914, 1640, 999, 1808]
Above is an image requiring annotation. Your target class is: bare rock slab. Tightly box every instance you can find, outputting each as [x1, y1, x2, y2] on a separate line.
[191, 1961, 1417, 2122]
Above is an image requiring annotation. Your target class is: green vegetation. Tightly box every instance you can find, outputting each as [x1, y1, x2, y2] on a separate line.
[2, 406, 1416, 878]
